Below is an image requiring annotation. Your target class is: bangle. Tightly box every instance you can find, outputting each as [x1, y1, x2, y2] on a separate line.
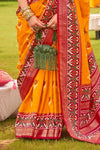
[21, 6, 30, 14]
[22, 9, 34, 21]
[21, 6, 34, 21]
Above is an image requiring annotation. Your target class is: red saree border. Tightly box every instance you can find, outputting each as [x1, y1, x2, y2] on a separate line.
[58, 0, 81, 138]
[58, 0, 100, 144]
[15, 112, 63, 139]
[15, 112, 63, 128]
[88, 50, 100, 79]
[17, 0, 57, 100]
[57, 0, 69, 123]
[15, 128, 62, 140]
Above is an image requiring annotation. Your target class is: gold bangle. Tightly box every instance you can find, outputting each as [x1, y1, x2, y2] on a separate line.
[22, 9, 34, 21]
[21, 6, 30, 14]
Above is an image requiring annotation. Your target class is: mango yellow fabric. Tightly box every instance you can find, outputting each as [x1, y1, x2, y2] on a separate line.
[16, 0, 48, 71]
[75, 0, 91, 85]
[17, 0, 92, 114]
[19, 70, 61, 114]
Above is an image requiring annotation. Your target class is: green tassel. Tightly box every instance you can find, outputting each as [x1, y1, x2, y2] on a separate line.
[35, 30, 42, 43]
[52, 30, 57, 43]
[33, 44, 57, 71]
[33, 30, 57, 71]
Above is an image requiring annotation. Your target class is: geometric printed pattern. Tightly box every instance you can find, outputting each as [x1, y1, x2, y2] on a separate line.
[59, 0, 100, 143]
[81, 85, 91, 101]
[80, 50, 100, 128]
[67, 0, 100, 137]
[15, 113, 63, 139]
[88, 50, 98, 76]
[66, 0, 80, 134]
[15, 113, 63, 129]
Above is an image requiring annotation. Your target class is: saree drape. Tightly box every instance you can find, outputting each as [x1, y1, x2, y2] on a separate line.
[15, 0, 63, 139]
[58, 0, 100, 144]
[15, 0, 100, 144]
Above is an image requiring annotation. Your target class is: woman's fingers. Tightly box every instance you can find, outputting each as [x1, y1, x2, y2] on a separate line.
[38, 19, 45, 26]
[36, 20, 45, 28]
[28, 14, 57, 31]
[47, 14, 57, 28]
[47, 20, 54, 27]
[47, 20, 57, 29]
[28, 16, 45, 30]
[47, 17, 55, 27]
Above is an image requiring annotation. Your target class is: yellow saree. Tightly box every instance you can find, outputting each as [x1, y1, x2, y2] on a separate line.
[15, 0, 100, 144]
[15, 0, 63, 139]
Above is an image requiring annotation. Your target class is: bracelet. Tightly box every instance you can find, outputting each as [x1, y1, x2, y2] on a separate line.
[21, 6, 30, 14]
[22, 9, 34, 21]
[21, 6, 34, 21]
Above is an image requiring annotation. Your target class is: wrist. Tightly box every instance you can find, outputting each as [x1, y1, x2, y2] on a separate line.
[21, 6, 34, 21]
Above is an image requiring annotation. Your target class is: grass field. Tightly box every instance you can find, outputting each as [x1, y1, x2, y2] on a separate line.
[0, 1, 18, 78]
[0, 1, 100, 150]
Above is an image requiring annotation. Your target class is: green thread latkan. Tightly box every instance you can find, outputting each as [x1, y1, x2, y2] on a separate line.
[33, 29, 57, 71]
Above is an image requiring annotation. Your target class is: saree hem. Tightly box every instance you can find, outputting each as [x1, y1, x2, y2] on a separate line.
[15, 112, 63, 139]
[15, 128, 62, 139]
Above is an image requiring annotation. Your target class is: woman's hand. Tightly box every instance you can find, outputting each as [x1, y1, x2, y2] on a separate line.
[28, 15, 45, 31]
[47, 14, 57, 29]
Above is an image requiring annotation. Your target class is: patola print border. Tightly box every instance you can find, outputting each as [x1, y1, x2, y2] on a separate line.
[57, 0, 81, 139]
[66, 0, 81, 137]
[66, 0, 100, 140]
[15, 113, 63, 139]
[79, 50, 100, 130]
[58, 0, 100, 143]
[15, 113, 63, 128]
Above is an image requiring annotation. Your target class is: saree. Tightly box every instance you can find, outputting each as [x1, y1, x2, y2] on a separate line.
[15, 0, 100, 144]
[15, 0, 63, 139]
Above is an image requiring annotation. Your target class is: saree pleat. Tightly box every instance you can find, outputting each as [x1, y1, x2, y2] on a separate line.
[16, 70, 63, 139]
[15, 0, 63, 139]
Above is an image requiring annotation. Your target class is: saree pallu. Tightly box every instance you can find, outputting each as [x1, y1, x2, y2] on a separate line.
[15, 0, 100, 144]
[58, 0, 100, 144]
[15, 0, 63, 139]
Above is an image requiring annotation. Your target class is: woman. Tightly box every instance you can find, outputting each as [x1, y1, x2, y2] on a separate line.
[15, 0, 100, 144]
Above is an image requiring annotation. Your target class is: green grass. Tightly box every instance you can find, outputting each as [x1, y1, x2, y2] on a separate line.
[1, 120, 100, 150]
[1, 122, 100, 150]
[0, 1, 18, 78]
[0, 2, 100, 150]
[89, 31, 100, 67]
[90, 7, 100, 14]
